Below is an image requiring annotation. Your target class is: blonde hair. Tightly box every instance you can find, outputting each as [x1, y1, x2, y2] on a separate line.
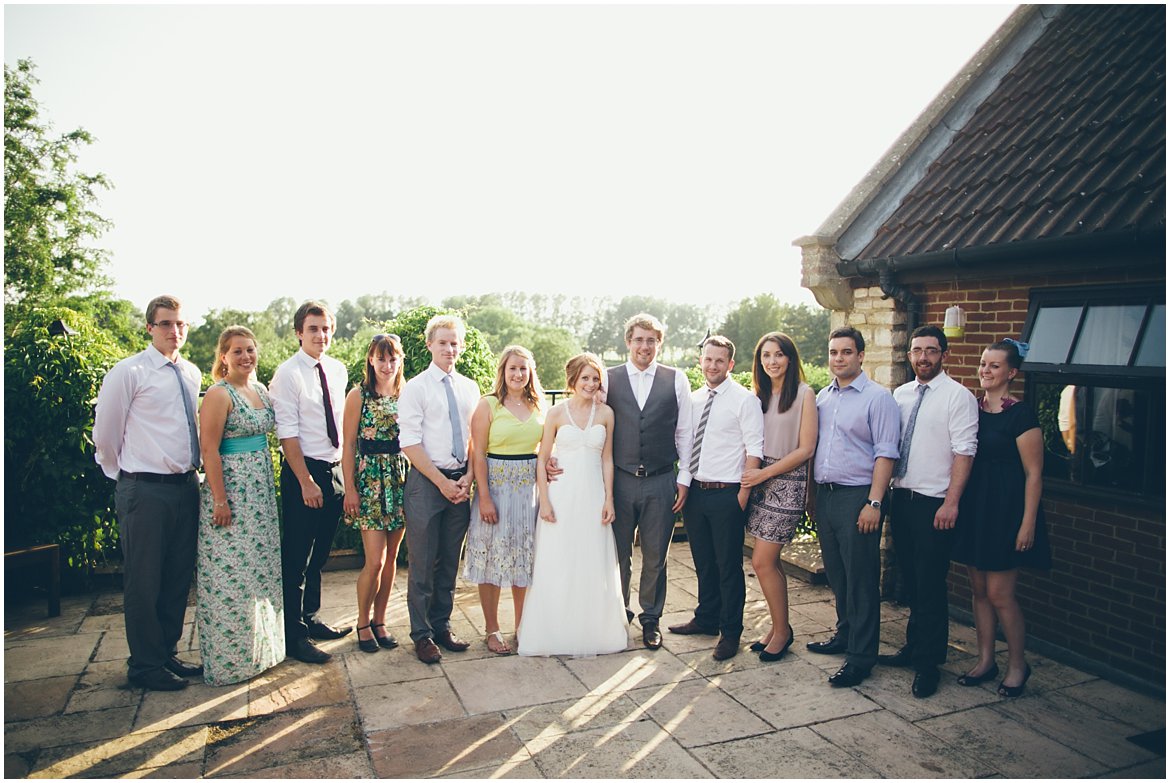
[424, 314, 466, 344]
[492, 345, 544, 410]
[623, 313, 666, 342]
[212, 326, 258, 381]
[565, 352, 605, 391]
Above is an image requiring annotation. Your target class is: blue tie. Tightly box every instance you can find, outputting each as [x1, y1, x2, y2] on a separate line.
[443, 374, 466, 464]
[894, 384, 927, 479]
[168, 361, 200, 470]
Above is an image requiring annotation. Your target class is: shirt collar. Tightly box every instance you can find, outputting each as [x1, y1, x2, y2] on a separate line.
[146, 344, 178, 368]
[917, 370, 949, 390]
[296, 348, 325, 367]
[427, 362, 457, 382]
[830, 369, 870, 392]
[626, 360, 657, 377]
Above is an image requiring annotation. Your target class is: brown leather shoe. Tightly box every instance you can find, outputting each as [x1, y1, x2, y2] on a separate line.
[415, 637, 443, 664]
[667, 619, 719, 636]
[712, 636, 740, 661]
[434, 628, 470, 652]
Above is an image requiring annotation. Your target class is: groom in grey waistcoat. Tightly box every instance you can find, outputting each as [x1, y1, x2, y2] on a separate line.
[606, 314, 694, 650]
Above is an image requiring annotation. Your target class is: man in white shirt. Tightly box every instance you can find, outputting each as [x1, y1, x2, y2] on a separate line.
[671, 336, 764, 660]
[94, 295, 204, 691]
[398, 315, 480, 664]
[269, 301, 352, 664]
[879, 325, 978, 698]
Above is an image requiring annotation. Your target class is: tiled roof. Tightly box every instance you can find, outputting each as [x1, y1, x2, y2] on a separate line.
[854, 5, 1165, 262]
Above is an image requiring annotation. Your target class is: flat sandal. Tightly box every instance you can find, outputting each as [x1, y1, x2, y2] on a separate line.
[486, 630, 512, 655]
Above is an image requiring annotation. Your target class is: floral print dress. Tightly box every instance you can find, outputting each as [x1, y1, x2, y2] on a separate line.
[197, 380, 285, 685]
[346, 389, 408, 531]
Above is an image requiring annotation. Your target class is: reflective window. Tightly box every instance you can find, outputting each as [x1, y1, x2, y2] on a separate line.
[1027, 306, 1081, 363]
[1070, 305, 1145, 365]
[1134, 304, 1165, 367]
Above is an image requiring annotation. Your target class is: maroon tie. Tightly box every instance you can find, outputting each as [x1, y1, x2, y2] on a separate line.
[316, 362, 339, 448]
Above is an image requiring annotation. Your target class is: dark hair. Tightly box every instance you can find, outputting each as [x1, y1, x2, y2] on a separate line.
[910, 324, 948, 353]
[702, 334, 736, 361]
[829, 325, 865, 353]
[293, 300, 334, 334]
[752, 332, 805, 414]
[361, 333, 404, 396]
[987, 339, 1025, 370]
[145, 295, 182, 324]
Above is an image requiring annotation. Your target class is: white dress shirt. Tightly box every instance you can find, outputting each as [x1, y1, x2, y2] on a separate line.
[606, 360, 695, 475]
[677, 377, 764, 485]
[892, 370, 978, 498]
[93, 345, 203, 479]
[397, 362, 480, 470]
[269, 349, 348, 463]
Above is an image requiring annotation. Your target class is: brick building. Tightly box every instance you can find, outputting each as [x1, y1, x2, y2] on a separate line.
[797, 5, 1164, 691]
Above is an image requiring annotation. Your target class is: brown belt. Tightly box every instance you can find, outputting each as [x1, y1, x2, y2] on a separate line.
[694, 481, 737, 491]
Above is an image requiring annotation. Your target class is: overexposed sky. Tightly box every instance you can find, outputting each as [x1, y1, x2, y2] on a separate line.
[5, 3, 1015, 325]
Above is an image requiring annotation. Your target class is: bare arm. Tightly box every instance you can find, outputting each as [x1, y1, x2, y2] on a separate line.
[469, 398, 496, 523]
[743, 388, 818, 486]
[600, 406, 615, 525]
[199, 386, 233, 527]
[858, 456, 894, 534]
[341, 388, 362, 518]
[1015, 427, 1044, 550]
[739, 455, 761, 510]
[536, 406, 562, 522]
[934, 455, 973, 530]
[401, 444, 467, 504]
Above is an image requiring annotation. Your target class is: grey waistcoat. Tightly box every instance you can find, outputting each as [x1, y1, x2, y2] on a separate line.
[608, 364, 680, 476]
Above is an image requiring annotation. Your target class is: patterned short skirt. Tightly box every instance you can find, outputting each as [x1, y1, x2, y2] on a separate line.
[746, 459, 808, 546]
[462, 456, 538, 587]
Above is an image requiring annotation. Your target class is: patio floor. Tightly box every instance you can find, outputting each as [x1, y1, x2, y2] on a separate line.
[4, 543, 1165, 778]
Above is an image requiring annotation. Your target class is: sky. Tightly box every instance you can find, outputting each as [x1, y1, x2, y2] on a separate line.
[5, 3, 1016, 326]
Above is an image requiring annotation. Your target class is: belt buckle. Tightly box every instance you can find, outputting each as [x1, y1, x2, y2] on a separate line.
[634, 466, 648, 478]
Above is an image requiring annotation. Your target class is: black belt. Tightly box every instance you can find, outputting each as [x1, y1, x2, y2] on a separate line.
[119, 470, 195, 485]
[694, 480, 738, 491]
[487, 453, 536, 461]
[619, 464, 674, 478]
[438, 466, 468, 480]
[359, 438, 400, 455]
[891, 487, 940, 502]
[817, 482, 867, 492]
[300, 457, 341, 469]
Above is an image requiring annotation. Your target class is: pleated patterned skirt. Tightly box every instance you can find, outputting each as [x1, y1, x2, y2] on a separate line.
[462, 456, 539, 587]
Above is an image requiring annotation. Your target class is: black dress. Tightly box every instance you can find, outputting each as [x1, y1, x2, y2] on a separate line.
[954, 401, 1051, 572]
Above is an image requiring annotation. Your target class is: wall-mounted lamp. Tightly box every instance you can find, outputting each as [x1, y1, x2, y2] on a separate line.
[943, 305, 966, 339]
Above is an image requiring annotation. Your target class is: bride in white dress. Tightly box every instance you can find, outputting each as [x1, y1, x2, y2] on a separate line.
[517, 353, 629, 657]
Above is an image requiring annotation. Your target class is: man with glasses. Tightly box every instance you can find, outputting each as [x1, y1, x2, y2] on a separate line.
[879, 325, 978, 697]
[95, 295, 205, 691]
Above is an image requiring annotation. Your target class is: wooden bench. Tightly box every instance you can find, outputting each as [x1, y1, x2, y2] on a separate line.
[5, 544, 61, 617]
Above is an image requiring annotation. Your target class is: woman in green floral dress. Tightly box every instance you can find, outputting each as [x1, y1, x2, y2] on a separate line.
[342, 334, 409, 653]
[197, 326, 285, 685]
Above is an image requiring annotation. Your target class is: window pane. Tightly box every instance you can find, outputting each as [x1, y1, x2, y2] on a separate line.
[1135, 304, 1165, 367]
[1027, 306, 1081, 363]
[1071, 305, 1145, 365]
[1082, 386, 1142, 491]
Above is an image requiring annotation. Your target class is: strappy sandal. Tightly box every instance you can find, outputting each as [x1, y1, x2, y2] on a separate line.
[486, 630, 512, 655]
[371, 622, 398, 649]
[356, 625, 379, 654]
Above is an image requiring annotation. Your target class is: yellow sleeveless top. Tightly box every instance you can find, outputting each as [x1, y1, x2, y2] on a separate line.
[485, 396, 545, 455]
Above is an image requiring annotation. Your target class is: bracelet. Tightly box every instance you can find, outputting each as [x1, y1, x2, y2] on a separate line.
[213, 500, 229, 509]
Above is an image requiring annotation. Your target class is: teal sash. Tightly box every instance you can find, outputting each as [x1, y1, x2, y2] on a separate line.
[219, 434, 267, 455]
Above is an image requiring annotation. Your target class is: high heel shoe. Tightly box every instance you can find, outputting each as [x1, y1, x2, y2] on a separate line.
[759, 624, 795, 663]
[356, 625, 380, 654]
[997, 663, 1031, 697]
[371, 623, 398, 649]
[750, 641, 767, 653]
[956, 662, 999, 687]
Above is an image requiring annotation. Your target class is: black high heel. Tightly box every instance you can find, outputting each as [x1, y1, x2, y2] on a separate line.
[750, 641, 767, 653]
[759, 624, 795, 663]
[356, 624, 379, 654]
[956, 662, 999, 687]
[997, 663, 1031, 697]
[371, 622, 398, 649]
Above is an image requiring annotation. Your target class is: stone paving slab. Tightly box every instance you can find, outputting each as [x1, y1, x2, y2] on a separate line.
[4, 541, 1164, 779]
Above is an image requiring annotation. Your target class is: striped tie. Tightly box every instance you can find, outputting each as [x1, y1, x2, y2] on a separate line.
[688, 388, 717, 476]
[893, 384, 928, 479]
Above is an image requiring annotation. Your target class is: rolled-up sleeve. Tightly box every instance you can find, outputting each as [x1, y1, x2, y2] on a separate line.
[870, 392, 902, 460]
[949, 388, 979, 458]
[269, 365, 301, 442]
[740, 394, 765, 460]
[397, 379, 425, 449]
[93, 363, 132, 480]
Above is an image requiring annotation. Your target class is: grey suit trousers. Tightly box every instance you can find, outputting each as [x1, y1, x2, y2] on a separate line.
[403, 470, 471, 642]
[816, 483, 883, 669]
[612, 469, 677, 624]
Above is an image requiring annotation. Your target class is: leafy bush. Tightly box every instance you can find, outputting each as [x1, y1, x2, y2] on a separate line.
[371, 305, 496, 392]
[4, 305, 129, 585]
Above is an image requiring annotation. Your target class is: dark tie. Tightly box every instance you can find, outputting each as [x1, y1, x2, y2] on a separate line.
[167, 361, 200, 470]
[894, 384, 928, 479]
[689, 388, 717, 476]
[443, 374, 467, 464]
[316, 362, 339, 448]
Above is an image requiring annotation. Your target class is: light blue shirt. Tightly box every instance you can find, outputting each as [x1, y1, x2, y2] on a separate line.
[813, 370, 901, 486]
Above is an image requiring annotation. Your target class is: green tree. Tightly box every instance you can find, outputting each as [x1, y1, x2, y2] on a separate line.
[374, 305, 496, 393]
[717, 296, 830, 365]
[4, 60, 112, 305]
[529, 326, 580, 390]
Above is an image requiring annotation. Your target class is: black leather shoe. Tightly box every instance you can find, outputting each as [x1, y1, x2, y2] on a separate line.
[667, 619, 720, 636]
[306, 621, 352, 641]
[371, 623, 399, 649]
[288, 638, 332, 664]
[165, 656, 204, 678]
[415, 637, 443, 664]
[642, 621, 662, 650]
[828, 663, 871, 687]
[806, 634, 847, 655]
[434, 628, 470, 652]
[356, 625, 380, 654]
[712, 636, 740, 661]
[877, 645, 913, 667]
[912, 667, 940, 698]
[129, 668, 188, 691]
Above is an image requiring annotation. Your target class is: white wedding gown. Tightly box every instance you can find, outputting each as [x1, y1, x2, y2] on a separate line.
[517, 405, 629, 657]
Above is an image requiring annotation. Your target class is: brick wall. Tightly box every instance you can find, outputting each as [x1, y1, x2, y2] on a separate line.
[908, 269, 1166, 687]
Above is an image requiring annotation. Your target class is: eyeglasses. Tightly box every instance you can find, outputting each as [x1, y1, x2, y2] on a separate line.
[908, 347, 942, 357]
[150, 320, 188, 331]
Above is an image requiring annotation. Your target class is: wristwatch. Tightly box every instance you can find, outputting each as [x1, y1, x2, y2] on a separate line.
[866, 499, 882, 510]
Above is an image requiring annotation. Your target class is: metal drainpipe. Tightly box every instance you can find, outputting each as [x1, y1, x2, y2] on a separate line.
[878, 268, 921, 338]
